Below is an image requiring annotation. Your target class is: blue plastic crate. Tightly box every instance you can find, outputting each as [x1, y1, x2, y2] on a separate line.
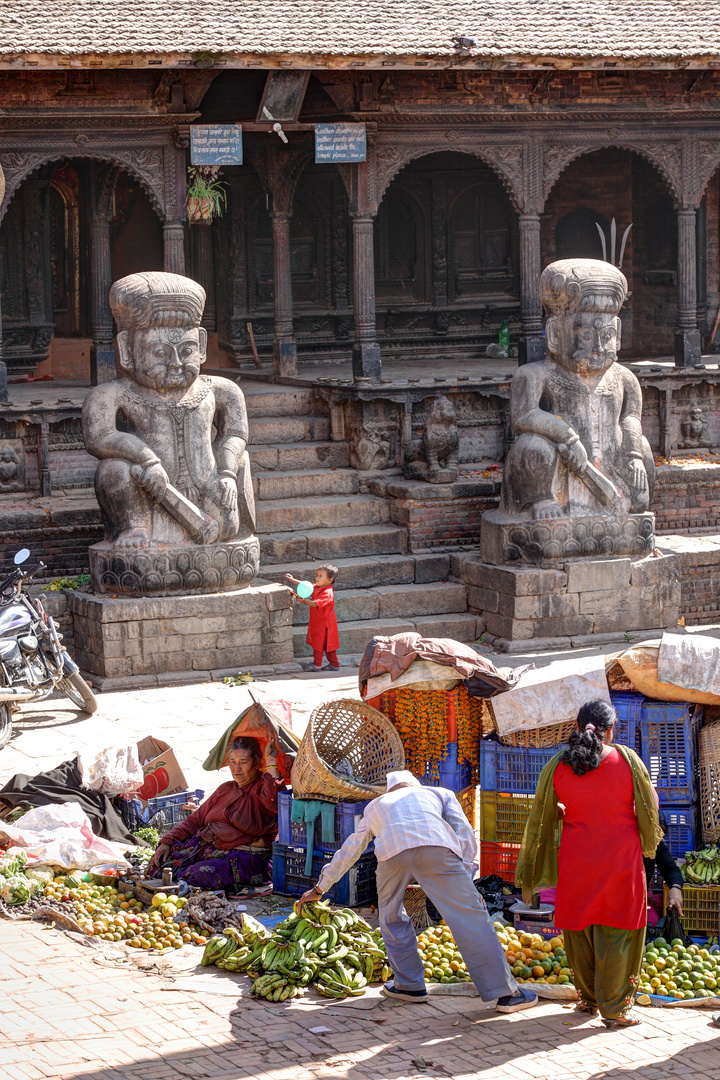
[420, 741, 472, 792]
[144, 789, 205, 836]
[661, 802, 699, 860]
[639, 701, 702, 804]
[479, 740, 557, 795]
[272, 842, 377, 906]
[277, 792, 369, 852]
[609, 691, 643, 751]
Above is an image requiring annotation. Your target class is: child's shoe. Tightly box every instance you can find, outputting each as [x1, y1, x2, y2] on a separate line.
[301, 662, 323, 671]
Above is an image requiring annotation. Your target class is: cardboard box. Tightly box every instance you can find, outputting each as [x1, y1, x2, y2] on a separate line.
[136, 737, 187, 803]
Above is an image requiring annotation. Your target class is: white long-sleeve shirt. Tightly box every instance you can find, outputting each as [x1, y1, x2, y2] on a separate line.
[315, 785, 477, 894]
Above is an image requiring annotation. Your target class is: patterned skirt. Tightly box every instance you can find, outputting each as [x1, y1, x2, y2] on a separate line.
[168, 833, 272, 892]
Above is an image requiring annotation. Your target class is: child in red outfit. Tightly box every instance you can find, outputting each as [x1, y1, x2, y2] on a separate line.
[285, 565, 340, 672]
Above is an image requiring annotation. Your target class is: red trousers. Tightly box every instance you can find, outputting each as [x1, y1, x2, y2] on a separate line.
[313, 629, 339, 668]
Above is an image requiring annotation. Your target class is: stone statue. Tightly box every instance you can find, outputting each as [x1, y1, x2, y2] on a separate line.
[680, 406, 709, 448]
[499, 259, 654, 520]
[0, 444, 22, 492]
[404, 395, 460, 484]
[82, 271, 259, 595]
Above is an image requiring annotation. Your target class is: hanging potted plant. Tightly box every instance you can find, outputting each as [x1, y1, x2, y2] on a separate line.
[186, 165, 227, 223]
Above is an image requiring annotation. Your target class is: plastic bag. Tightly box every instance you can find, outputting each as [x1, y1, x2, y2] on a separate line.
[665, 905, 693, 947]
[77, 744, 144, 795]
[0, 803, 131, 870]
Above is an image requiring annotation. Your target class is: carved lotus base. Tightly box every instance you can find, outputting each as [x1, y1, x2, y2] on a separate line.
[89, 535, 261, 596]
[480, 510, 655, 567]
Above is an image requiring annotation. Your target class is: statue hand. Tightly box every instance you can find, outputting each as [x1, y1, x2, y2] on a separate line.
[629, 458, 648, 497]
[560, 439, 588, 475]
[136, 462, 168, 501]
[219, 475, 238, 513]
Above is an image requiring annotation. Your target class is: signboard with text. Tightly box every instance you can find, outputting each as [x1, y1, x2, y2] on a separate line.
[190, 125, 243, 166]
[314, 123, 367, 163]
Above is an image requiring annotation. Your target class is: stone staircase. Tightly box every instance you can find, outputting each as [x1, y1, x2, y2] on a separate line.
[244, 381, 479, 659]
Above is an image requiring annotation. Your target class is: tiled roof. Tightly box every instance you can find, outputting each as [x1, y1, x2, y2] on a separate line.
[0, 0, 718, 61]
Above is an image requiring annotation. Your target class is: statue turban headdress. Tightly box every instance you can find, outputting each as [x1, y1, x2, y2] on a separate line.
[110, 271, 206, 331]
[540, 259, 627, 317]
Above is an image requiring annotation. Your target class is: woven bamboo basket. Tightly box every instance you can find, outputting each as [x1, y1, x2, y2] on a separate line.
[699, 720, 720, 844]
[291, 698, 406, 801]
[486, 701, 574, 748]
[403, 885, 432, 929]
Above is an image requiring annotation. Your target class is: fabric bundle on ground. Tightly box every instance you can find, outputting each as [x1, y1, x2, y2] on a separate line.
[359, 632, 519, 698]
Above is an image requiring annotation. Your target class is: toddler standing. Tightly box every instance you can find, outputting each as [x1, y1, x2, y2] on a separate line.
[285, 564, 340, 672]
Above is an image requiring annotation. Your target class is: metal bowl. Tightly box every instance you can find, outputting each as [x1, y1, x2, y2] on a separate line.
[88, 863, 121, 886]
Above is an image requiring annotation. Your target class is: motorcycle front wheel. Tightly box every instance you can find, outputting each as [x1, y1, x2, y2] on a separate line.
[59, 671, 98, 715]
[0, 703, 12, 748]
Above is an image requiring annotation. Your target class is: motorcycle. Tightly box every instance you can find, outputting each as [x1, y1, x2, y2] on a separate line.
[0, 548, 97, 748]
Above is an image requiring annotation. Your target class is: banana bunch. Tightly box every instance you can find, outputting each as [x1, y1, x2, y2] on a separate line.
[682, 846, 720, 885]
[707, 934, 719, 947]
[251, 972, 307, 1001]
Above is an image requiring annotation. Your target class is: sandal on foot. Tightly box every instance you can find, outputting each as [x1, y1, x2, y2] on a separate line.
[575, 1004, 599, 1017]
[602, 1014, 642, 1029]
[301, 662, 323, 671]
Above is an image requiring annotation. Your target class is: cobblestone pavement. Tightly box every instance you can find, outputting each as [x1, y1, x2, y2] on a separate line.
[1, 919, 719, 1080]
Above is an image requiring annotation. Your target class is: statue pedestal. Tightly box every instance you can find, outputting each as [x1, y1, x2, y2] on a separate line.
[67, 581, 293, 687]
[455, 550, 681, 653]
[89, 536, 261, 596]
[480, 510, 655, 566]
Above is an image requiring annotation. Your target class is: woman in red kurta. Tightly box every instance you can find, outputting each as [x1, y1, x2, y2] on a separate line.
[148, 736, 284, 891]
[285, 565, 340, 671]
[552, 700, 649, 1027]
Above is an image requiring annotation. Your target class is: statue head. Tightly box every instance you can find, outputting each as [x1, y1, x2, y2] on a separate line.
[540, 258, 627, 376]
[428, 395, 457, 426]
[110, 271, 207, 392]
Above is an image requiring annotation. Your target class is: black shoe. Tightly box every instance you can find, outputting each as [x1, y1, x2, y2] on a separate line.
[496, 988, 538, 1013]
[381, 981, 429, 1004]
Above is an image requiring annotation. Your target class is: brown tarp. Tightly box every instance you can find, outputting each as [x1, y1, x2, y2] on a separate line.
[358, 632, 519, 697]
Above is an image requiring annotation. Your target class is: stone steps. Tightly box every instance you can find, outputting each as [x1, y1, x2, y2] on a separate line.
[248, 441, 350, 472]
[260, 524, 407, 565]
[256, 493, 389, 535]
[251, 415, 331, 445]
[259, 551, 450, 591]
[253, 468, 359, 502]
[290, 581, 468, 627]
[244, 387, 326, 418]
[293, 612, 480, 658]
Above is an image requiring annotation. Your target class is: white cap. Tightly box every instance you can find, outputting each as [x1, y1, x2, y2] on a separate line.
[386, 770, 421, 792]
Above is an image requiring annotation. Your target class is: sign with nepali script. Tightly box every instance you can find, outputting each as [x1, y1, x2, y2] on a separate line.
[314, 123, 367, 163]
[190, 125, 243, 166]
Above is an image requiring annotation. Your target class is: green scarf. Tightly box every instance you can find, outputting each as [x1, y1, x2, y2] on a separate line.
[514, 743, 663, 904]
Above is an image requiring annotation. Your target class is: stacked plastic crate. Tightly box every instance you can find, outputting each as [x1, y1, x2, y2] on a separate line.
[637, 698, 703, 859]
[272, 791, 378, 906]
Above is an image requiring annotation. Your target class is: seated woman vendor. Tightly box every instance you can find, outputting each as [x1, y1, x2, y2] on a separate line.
[148, 736, 283, 892]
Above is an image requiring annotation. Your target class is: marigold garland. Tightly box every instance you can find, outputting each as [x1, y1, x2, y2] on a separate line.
[380, 687, 490, 782]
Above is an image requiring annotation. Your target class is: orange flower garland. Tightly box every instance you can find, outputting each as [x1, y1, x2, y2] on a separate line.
[380, 686, 487, 782]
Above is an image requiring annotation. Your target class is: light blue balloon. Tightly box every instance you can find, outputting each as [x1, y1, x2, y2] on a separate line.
[296, 580, 314, 599]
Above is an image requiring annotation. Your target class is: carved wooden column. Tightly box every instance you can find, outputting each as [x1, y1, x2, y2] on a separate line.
[351, 211, 381, 382]
[90, 216, 116, 384]
[675, 208, 702, 367]
[431, 176, 448, 307]
[192, 224, 216, 331]
[271, 209, 297, 377]
[518, 212, 545, 366]
[163, 221, 186, 275]
[0, 285, 7, 403]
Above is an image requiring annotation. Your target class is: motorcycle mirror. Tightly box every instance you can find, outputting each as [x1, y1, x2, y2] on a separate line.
[13, 548, 30, 566]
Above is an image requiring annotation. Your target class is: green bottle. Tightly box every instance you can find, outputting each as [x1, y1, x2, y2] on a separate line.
[498, 320, 510, 351]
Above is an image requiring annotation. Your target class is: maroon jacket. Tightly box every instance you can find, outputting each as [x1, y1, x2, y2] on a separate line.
[162, 773, 284, 851]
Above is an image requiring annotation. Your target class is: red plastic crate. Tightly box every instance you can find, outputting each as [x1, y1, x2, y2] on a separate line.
[480, 840, 520, 883]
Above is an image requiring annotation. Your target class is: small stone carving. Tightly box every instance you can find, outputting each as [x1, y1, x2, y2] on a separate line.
[82, 271, 259, 594]
[0, 443, 23, 492]
[350, 424, 391, 471]
[404, 395, 460, 484]
[680, 406, 709, 448]
[498, 258, 654, 522]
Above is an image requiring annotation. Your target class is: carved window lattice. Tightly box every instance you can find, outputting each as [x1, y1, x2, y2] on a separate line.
[449, 185, 512, 298]
[0, 202, 26, 321]
[375, 192, 419, 299]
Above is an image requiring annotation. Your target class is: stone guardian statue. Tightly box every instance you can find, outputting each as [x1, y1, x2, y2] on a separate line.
[82, 271, 259, 594]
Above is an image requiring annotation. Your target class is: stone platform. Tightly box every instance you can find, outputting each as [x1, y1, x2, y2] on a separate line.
[480, 510, 656, 566]
[454, 551, 681, 652]
[67, 581, 293, 683]
[88, 536, 261, 596]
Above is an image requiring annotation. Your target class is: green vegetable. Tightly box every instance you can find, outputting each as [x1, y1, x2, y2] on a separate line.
[64, 875, 81, 889]
[1, 875, 31, 906]
[0, 851, 28, 878]
[133, 827, 160, 848]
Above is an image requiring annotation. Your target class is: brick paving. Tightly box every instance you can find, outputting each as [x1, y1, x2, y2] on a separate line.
[1, 919, 718, 1080]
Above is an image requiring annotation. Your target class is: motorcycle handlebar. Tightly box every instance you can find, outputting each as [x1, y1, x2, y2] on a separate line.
[23, 561, 46, 581]
[0, 560, 45, 596]
[0, 568, 21, 595]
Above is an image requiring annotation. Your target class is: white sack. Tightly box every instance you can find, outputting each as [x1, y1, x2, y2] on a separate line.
[0, 802, 131, 870]
[77, 744, 144, 795]
[490, 655, 610, 736]
[657, 632, 720, 698]
[365, 659, 464, 699]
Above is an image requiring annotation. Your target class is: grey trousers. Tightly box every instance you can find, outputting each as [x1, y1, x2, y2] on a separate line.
[375, 845, 517, 1001]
